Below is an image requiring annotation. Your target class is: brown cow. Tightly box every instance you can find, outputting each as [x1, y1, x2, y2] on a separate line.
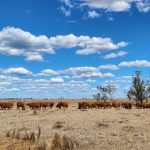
[102, 101, 112, 109]
[135, 102, 146, 109]
[78, 102, 96, 109]
[95, 102, 103, 109]
[56, 101, 68, 109]
[78, 102, 87, 109]
[112, 101, 121, 108]
[40, 102, 54, 109]
[122, 102, 132, 109]
[27, 102, 41, 110]
[145, 103, 150, 109]
[0, 102, 14, 110]
[17, 101, 25, 110]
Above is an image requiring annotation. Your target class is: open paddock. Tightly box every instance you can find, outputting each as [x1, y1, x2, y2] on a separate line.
[0, 100, 150, 150]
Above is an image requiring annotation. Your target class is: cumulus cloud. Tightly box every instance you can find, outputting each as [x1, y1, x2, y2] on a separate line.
[59, 0, 150, 19]
[50, 34, 127, 55]
[78, 0, 150, 12]
[88, 10, 101, 18]
[25, 54, 44, 62]
[98, 64, 119, 70]
[118, 60, 150, 67]
[104, 51, 128, 59]
[59, 66, 114, 78]
[3, 67, 32, 76]
[0, 27, 127, 60]
[37, 69, 58, 76]
[0, 27, 54, 61]
[136, 0, 150, 12]
[60, 66, 99, 74]
[50, 77, 64, 83]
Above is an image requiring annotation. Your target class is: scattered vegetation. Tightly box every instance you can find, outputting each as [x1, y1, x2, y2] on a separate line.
[51, 133, 79, 150]
[127, 71, 150, 103]
[6, 126, 41, 143]
[4, 126, 79, 150]
[52, 121, 65, 129]
[93, 82, 116, 101]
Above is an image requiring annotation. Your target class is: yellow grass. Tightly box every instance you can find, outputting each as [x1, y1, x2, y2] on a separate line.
[0, 100, 150, 150]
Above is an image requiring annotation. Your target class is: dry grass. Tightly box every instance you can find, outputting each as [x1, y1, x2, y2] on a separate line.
[52, 121, 65, 129]
[1, 100, 150, 149]
[51, 133, 79, 150]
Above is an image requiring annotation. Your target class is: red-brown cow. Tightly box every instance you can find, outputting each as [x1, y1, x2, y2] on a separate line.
[0, 102, 14, 110]
[112, 101, 121, 108]
[17, 101, 25, 110]
[56, 101, 68, 109]
[27, 102, 41, 110]
[122, 102, 132, 109]
[40, 102, 54, 109]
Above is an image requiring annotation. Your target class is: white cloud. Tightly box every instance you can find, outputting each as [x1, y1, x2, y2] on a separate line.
[99, 64, 119, 70]
[25, 54, 44, 62]
[110, 1, 131, 12]
[37, 69, 58, 76]
[58, 0, 150, 19]
[108, 16, 114, 21]
[73, 72, 103, 78]
[118, 60, 150, 67]
[0, 27, 128, 60]
[72, 71, 114, 78]
[104, 51, 127, 59]
[88, 10, 101, 18]
[0, 81, 11, 86]
[61, 0, 73, 8]
[50, 77, 64, 83]
[79, 0, 131, 11]
[78, 0, 150, 12]
[50, 34, 77, 48]
[50, 34, 127, 55]
[3, 67, 32, 76]
[59, 66, 114, 78]
[0, 27, 54, 61]
[86, 79, 96, 83]
[7, 88, 20, 92]
[60, 6, 71, 16]
[136, 0, 150, 12]
[60, 66, 99, 74]
[121, 75, 132, 79]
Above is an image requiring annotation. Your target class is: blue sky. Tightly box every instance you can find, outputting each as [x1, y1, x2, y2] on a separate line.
[0, 0, 150, 99]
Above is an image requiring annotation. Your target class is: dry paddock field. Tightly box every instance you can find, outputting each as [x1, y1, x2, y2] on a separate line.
[1, 100, 150, 150]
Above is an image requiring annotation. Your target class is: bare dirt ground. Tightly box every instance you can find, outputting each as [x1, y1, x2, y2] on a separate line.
[1, 100, 150, 150]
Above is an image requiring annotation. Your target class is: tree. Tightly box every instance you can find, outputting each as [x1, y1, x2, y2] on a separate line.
[106, 82, 116, 100]
[93, 82, 116, 101]
[127, 71, 150, 103]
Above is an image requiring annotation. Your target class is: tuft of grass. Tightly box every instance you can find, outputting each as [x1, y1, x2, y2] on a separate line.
[96, 120, 109, 128]
[52, 121, 65, 129]
[5, 126, 42, 143]
[38, 141, 47, 150]
[33, 110, 38, 115]
[51, 133, 79, 150]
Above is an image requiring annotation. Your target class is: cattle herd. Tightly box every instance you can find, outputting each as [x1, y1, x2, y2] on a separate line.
[0, 101, 150, 110]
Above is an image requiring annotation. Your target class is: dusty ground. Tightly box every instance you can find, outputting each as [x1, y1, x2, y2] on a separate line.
[1, 101, 150, 150]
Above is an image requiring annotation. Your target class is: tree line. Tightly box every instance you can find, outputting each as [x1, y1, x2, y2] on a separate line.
[94, 71, 150, 103]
